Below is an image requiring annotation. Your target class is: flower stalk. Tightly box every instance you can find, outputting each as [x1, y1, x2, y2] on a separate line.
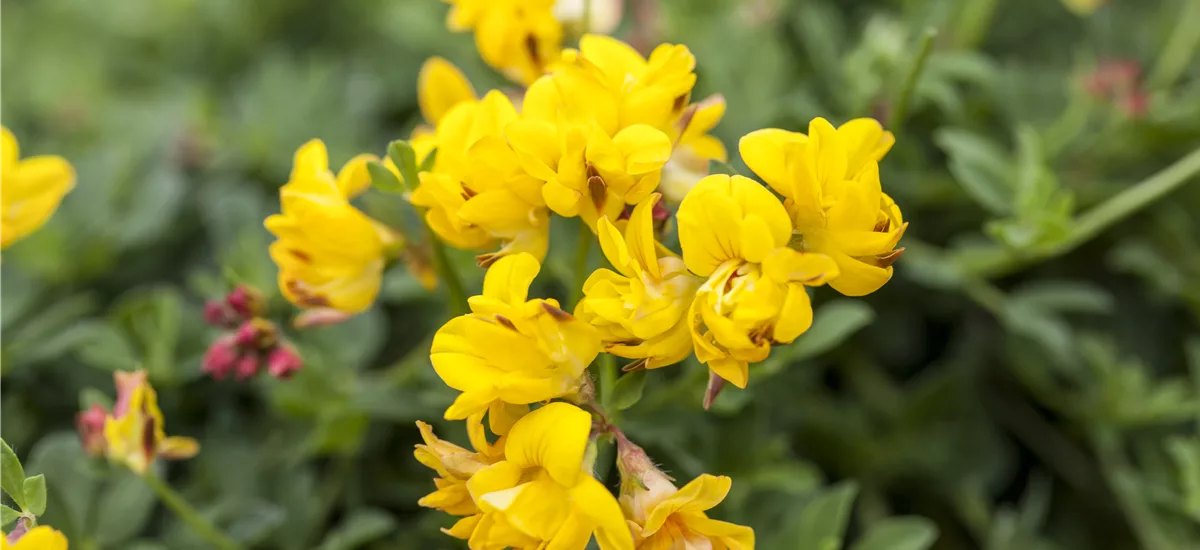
[142, 473, 243, 550]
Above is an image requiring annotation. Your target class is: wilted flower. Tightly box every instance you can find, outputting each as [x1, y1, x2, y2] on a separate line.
[465, 402, 632, 550]
[413, 417, 503, 538]
[2, 525, 68, 550]
[740, 118, 904, 296]
[102, 371, 199, 474]
[442, 0, 562, 85]
[265, 139, 401, 314]
[617, 435, 754, 549]
[430, 254, 602, 420]
[678, 174, 839, 389]
[576, 194, 700, 369]
[1, 126, 75, 250]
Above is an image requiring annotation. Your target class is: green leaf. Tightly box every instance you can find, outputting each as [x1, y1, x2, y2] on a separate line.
[851, 517, 939, 550]
[793, 481, 859, 550]
[79, 388, 114, 411]
[1, 504, 20, 528]
[1166, 437, 1200, 521]
[1010, 280, 1114, 314]
[418, 148, 438, 173]
[935, 128, 1012, 215]
[318, 508, 397, 550]
[23, 475, 47, 516]
[1, 440, 27, 510]
[791, 301, 876, 361]
[94, 469, 157, 545]
[367, 160, 404, 194]
[612, 370, 647, 411]
[387, 141, 421, 193]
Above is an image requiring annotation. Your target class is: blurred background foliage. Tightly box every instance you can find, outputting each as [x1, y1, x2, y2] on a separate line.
[3, 0, 1200, 548]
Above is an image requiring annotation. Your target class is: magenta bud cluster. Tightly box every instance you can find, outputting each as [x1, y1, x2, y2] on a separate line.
[201, 285, 303, 381]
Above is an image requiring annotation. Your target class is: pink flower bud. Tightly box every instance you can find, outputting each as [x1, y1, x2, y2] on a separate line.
[267, 344, 303, 379]
[201, 335, 240, 380]
[113, 370, 149, 418]
[76, 404, 109, 457]
[235, 354, 261, 381]
[293, 307, 353, 329]
[202, 300, 236, 328]
[226, 285, 265, 319]
[234, 318, 277, 349]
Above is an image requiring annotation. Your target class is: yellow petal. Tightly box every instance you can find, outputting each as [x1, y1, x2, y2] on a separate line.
[738, 128, 804, 196]
[825, 162, 882, 232]
[158, 436, 200, 460]
[1, 126, 17, 170]
[685, 515, 756, 550]
[467, 460, 524, 507]
[826, 250, 893, 297]
[571, 476, 635, 550]
[625, 193, 661, 279]
[708, 356, 749, 389]
[9, 526, 68, 550]
[418, 56, 477, 125]
[762, 248, 840, 285]
[837, 117, 894, 178]
[613, 125, 672, 174]
[643, 474, 732, 534]
[334, 153, 379, 199]
[443, 514, 482, 539]
[503, 402, 591, 486]
[597, 216, 635, 278]
[482, 253, 541, 306]
[291, 139, 329, 180]
[773, 283, 814, 343]
[481, 477, 571, 541]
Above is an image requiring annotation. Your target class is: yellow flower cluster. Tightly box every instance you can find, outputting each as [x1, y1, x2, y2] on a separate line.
[1, 126, 75, 250]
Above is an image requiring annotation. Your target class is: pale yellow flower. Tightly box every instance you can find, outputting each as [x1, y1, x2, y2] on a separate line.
[443, 0, 562, 85]
[0, 126, 75, 250]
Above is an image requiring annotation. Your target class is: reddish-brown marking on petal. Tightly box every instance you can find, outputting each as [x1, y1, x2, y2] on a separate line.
[289, 249, 313, 263]
[476, 253, 499, 268]
[587, 165, 607, 212]
[870, 247, 905, 268]
[541, 302, 573, 321]
[141, 417, 158, 465]
[494, 314, 518, 331]
[621, 358, 649, 372]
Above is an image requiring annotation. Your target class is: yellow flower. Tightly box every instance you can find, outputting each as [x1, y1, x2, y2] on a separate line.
[555, 35, 697, 133]
[677, 174, 839, 388]
[660, 94, 728, 204]
[617, 438, 754, 550]
[410, 91, 551, 266]
[102, 371, 199, 474]
[508, 92, 672, 228]
[739, 117, 905, 297]
[0, 126, 75, 250]
[443, 0, 562, 86]
[576, 193, 700, 369]
[466, 402, 632, 550]
[265, 139, 404, 314]
[430, 254, 602, 420]
[1, 526, 69, 550]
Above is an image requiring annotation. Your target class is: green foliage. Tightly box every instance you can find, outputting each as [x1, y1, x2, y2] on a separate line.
[3, 0, 1200, 548]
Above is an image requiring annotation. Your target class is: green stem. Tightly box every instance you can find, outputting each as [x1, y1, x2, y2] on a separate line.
[888, 28, 937, 132]
[428, 232, 469, 316]
[1147, 0, 1200, 91]
[598, 353, 618, 413]
[570, 222, 592, 309]
[142, 473, 243, 550]
[1091, 428, 1178, 550]
[582, 0, 593, 35]
[954, 0, 998, 50]
[968, 146, 1200, 279]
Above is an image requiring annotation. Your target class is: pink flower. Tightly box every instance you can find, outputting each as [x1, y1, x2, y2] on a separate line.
[225, 285, 264, 318]
[235, 354, 261, 381]
[76, 404, 109, 457]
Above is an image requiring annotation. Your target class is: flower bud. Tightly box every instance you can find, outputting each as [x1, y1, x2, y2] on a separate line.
[201, 334, 240, 380]
[234, 354, 261, 381]
[76, 404, 109, 457]
[234, 318, 278, 349]
[202, 300, 236, 328]
[225, 284, 265, 318]
[615, 433, 677, 525]
[267, 344, 303, 379]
